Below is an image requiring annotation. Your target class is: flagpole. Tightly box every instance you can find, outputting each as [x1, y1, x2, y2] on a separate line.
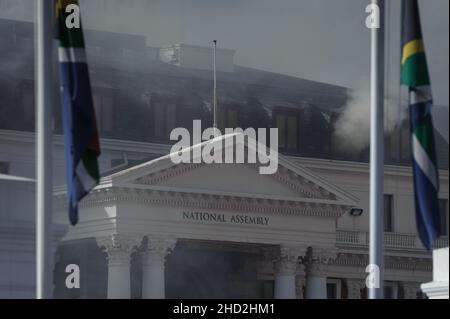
[36, 0, 53, 299]
[213, 40, 218, 128]
[369, 0, 385, 299]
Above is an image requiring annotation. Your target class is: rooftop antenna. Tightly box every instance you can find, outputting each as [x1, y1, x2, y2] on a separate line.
[213, 40, 218, 128]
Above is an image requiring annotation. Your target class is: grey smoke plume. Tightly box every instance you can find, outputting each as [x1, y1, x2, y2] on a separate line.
[0, 0, 34, 21]
[333, 86, 408, 154]
[0, 0, 34, 78]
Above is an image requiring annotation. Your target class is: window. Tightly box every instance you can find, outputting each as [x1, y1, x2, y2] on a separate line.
[93, 92, 114, 134]
[260, 280, 274, 299]
[151, 94, 179, 140]
[273, 108, 300, 152]
[384, 282, 399, 299]
[218, 106, 239, 131]
[387, 121, 411, 163]
[0, 161, 9, 174]
[18, 80, 35, 129]
[384, 194, 394, 232]
[153, 101, 177, 139]
[326, 279, 342, 299]
[439, 199, 449, 236]
[384, 285, 394, 299]
[399, 123, 411, 161]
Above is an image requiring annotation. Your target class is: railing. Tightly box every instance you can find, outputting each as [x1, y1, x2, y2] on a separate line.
[385, 233, 416, 248]
[434, 236, 449, 249]
[336, 229, 366, 245]
[336, 229, 449, 250]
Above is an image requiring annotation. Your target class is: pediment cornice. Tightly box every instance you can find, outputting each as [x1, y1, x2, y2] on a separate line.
[54, 186, 350, 218]
[133, 163, 337, 201]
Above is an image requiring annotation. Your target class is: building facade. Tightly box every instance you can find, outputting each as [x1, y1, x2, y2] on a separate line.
[1, 129, 448, 299]
[0, 19, 449, 299]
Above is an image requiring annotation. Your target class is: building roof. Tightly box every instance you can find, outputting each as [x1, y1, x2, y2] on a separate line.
[0, 18, 448, 170]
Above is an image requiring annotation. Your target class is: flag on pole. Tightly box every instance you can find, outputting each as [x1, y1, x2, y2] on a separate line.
[56, 0, 100, 225]
[401, 0, 440, 249]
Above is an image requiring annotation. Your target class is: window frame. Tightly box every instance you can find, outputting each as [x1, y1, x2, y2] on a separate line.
[218, 104, 240, 131]
[384, 281, 399, 299]
[18, 80, 35, 128]
[439, 198, 449, 236]
[272, 107, 301, 154]
[93, 87, 116, 135]
[150, 94, 180, 142]
[0, 161, 10, 174]
[384, 194, 394, 233]
[326, 278, 342, 299]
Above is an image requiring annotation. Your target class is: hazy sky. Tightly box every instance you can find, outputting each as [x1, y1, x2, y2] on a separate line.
[1, 0, 448, 139]
[83, 0, 448, 106]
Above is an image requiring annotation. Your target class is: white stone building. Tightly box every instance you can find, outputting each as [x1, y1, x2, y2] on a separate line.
[0, 130, 448, 299]
[0, 18, 448, 299]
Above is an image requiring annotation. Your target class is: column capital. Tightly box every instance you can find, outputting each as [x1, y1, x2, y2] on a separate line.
[303, 246, 337, 277]
[96, 234, 142, 265]
[142, 236, 177, 267]
[145, 236, 177, 253]
[274, 245, 305, 276]
[96, 233, 143, 252]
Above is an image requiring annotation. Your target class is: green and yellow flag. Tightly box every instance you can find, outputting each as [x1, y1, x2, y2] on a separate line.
[401, 0, 440, 249]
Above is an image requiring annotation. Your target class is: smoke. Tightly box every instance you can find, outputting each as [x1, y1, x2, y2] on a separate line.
[0, 0, 35, 72]
[78, 0, 188, 48]
[333, 86, 408, 154]
[0, 44, 33, 79]
[0, 0, 34, 21]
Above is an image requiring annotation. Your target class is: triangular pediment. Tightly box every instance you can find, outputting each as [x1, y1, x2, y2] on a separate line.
[135, 162, 330, 199]
[106, 134, 358, 206]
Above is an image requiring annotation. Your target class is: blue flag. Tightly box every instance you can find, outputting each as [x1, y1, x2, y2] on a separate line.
[56, 0, 101, 225]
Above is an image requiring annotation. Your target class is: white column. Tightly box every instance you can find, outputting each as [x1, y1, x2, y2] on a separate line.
[273, 246, 301, 299]
[306, 274, 327, 299]
[97, 234, 141, 299]
[304, 247, 336, 299]
[106, 250, 132, 299]
[421, 247, 449, 299]
[141, 237, 176, 299]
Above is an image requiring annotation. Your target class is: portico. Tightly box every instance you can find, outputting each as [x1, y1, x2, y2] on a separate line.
[53, 136, 358, 299]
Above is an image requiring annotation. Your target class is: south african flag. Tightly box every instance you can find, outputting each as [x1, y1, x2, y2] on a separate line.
[401, 0, 440, 249]
[56, 0, 100, 225]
